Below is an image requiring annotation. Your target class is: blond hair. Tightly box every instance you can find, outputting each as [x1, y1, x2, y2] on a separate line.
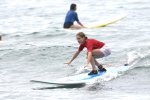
[76, 32, 87, 38]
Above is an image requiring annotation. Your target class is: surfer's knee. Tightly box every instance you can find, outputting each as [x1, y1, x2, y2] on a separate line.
[92, 48, 111, 58]
[101, 48, 111, 57]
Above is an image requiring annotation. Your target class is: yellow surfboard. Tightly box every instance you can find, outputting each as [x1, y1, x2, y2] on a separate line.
[85, 14, 127, 28]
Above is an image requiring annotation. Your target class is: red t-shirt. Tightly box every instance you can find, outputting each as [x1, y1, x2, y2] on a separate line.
[78, 38, 105, 52]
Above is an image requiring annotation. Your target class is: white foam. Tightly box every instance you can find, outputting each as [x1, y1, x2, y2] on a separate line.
[86, 51, 143, 84]
[127, 51, 142, 65]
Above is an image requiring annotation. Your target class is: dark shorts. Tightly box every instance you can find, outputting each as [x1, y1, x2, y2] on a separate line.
[63, 22, 73, 28]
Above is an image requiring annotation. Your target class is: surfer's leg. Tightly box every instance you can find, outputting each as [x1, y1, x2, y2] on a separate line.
[86, 51, 97, 70]
[92, 47, 111, 58]
[92, 49, 109, 71]
[94, 59, 102, 67]
[70, 24, 83, 29]
[94, 59, 106, 72]
[91, 49, 104, 67]
[92, 49, 105, 58]
[88, 54, 98, 75]
[90, 56, 97, 70]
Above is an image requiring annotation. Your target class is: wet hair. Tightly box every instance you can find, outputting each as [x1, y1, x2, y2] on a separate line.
[76, 32, 87, 39]
[70, 3, 76, 10]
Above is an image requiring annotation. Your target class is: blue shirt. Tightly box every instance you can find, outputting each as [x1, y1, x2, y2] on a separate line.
[64, 10, 79, 23]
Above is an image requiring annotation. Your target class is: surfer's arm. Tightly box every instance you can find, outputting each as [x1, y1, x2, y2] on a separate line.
[77, 21, 83, 26]
[77, 21, 86, 28]
[65, 50, 80, 65]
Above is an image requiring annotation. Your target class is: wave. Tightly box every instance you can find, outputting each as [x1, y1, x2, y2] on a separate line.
[74, 50, 149, 85]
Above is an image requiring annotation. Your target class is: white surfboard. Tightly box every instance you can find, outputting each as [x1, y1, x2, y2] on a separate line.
[30, 65, 131, 86]
[30, 70, 106, 85]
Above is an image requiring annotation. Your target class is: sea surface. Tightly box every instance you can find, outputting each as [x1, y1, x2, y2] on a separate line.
[0, 0, 150, 100]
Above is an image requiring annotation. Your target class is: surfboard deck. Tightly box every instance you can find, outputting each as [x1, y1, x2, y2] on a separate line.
[85, 14, 127, 28]
[30, 70, 106, 85]
[30, 64, 132, 86]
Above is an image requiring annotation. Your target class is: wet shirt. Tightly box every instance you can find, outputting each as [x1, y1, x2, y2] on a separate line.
[64, 10, 79, 23]
[78, 38, 105, 52]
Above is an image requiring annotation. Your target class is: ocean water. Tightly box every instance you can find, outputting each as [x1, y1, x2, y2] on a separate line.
[0, 0, 150, 100]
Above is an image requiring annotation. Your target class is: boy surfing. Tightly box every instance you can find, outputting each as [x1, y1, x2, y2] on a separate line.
[65, 32, 111, 75]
